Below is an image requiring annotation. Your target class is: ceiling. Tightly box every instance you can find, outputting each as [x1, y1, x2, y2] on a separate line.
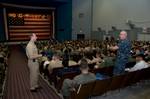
[0, 0, 71, 7]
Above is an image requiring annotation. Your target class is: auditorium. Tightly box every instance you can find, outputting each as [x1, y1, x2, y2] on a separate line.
[0, 0, 150, 99]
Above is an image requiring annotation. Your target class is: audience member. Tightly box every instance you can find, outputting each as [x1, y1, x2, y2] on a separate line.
[61, 58, 96, 98]
[125, 54, 149, 72]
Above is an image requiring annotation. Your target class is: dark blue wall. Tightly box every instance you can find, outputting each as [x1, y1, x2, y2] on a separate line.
[0, 8, 6, 42]
[0, 0, 72, 42]
[55, 2, 72, 42]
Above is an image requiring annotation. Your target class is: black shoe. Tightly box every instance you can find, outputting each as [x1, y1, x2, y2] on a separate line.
[30, 89, 37, 92]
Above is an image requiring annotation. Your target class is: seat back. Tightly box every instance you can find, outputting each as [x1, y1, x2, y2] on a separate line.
[70, 81, 95, 99]
[104, 66, 114, 76]
[109, 74, 126, 91]
[91, 66, 113, 76]
[57, 72, 79, 90]
[131, 70, 142, 84]
[121, 71, 137, 87]
[92, 78, 111, 96]
[141, 67, 150, 80]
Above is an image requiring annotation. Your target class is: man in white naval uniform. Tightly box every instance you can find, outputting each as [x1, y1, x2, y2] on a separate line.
[26, 33, 42, 92]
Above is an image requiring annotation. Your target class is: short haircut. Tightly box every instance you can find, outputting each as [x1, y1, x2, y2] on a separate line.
[79, 58, 88, 69]
[120, 30, 127, 36]
[28, 33, 34, 38]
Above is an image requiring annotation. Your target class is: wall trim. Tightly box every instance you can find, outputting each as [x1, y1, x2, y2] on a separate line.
[3, 8, 8, 40]
[1, 3, 55, 10]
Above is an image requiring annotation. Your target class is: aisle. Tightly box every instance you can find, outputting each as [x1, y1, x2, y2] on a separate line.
[3, 45, 61, 99]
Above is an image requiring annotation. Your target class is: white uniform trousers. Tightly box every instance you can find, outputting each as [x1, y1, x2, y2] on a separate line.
[28, 60, 39, 89]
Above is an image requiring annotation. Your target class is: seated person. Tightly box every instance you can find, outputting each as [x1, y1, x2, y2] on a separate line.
[125, 54, 149, 72]
[41, 55, 48, 62]
[0, 48, 6, 57]
[78, 56, 92, 64]
[38, 53, 49, 74]
[62, 49, 70, 67]
[91, 52, 102, 64]
[95, 55, 115, 68]
[84, 46, 92, 53]
[48, 53, 63, 72]
[61, 58, 96, 98]
[69, 60, 77, 66]
[41, 59, 50, 78]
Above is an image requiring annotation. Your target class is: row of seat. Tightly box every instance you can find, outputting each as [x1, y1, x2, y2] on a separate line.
[69, 67, 150, 99]
[49, 64, 114, 90]
[0, 45, 9, 96]
[0, 62, 6, 94]
[47, 61, 134, 91]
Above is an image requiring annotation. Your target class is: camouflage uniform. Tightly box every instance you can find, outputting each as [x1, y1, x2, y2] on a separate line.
[61, 73, 96, 97]
[113, 39, 131, 75]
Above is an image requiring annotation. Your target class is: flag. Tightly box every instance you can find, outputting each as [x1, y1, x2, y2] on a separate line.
[7, 13, 53, 41]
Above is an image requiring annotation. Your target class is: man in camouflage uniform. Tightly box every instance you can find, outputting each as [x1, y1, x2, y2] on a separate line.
[61, 58, 96, 98]
[109, 31, 131, 75]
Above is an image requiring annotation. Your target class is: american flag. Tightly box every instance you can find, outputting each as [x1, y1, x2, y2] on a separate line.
[7, 13, 53, 41]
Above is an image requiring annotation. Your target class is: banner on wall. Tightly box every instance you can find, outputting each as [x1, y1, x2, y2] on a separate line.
[7, 12, 54, 41]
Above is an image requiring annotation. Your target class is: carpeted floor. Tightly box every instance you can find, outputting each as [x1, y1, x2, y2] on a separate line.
[92, 80, 150, 99]
[3, 45, 61, 99]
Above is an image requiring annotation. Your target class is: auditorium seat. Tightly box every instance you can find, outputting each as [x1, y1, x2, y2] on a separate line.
[51, 65, 113, 90]
[140, 67, 150, 80]
[131, 70, 142, 84]
[70, 81, 95, 99]
[68, 67, 150, 98]
[121, 71, 137, 87]
[90, 66, 114, 76]
[49, 65, 80, 85]
[108, 74, 126, 91]
[92, 78, 111, 96]
[57, 72, 79, 90]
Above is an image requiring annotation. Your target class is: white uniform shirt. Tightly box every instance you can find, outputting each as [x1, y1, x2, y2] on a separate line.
[26, 41, 38, 60]
[128, 60, 149, 72]
[49, 59, 63, 69]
